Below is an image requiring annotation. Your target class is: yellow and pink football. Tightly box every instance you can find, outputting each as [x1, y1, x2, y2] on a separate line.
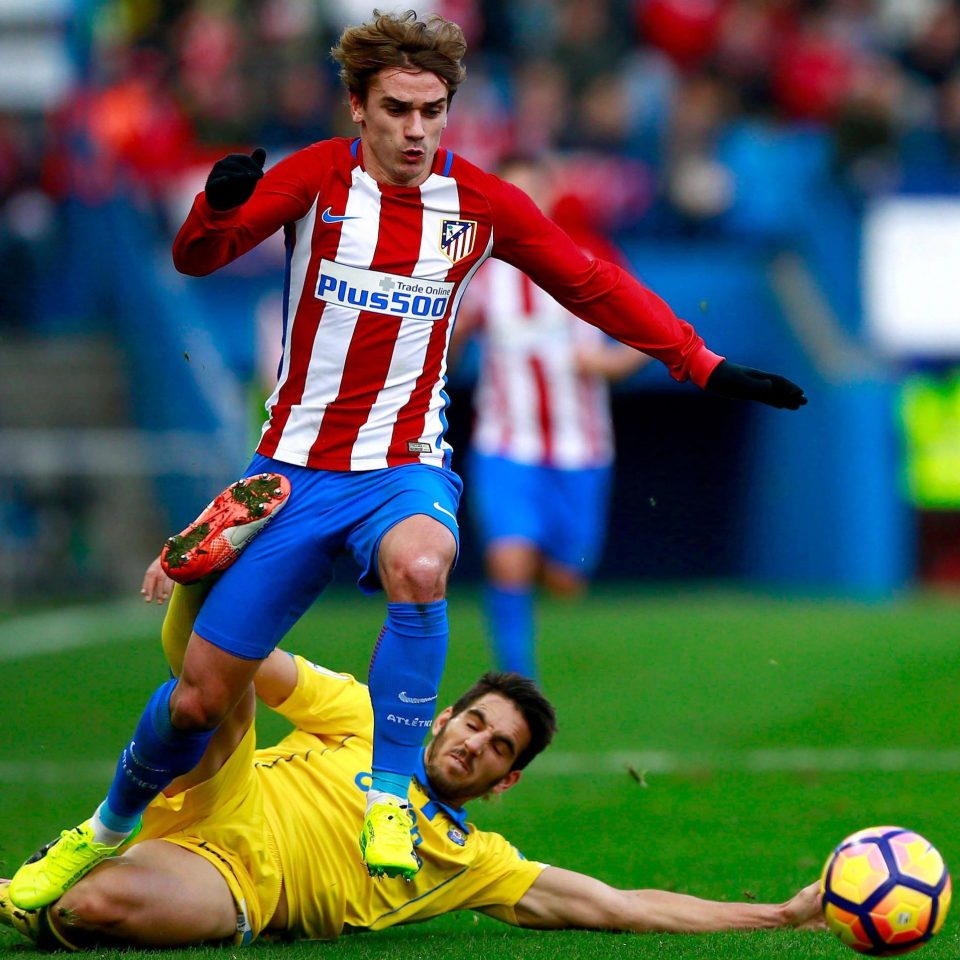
[821, 826, 951, 955]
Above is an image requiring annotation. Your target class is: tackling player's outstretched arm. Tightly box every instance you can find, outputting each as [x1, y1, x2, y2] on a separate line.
[511, 866, 824, 933]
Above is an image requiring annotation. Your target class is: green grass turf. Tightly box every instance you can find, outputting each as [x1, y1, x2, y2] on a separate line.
[2, 585, 959, 959]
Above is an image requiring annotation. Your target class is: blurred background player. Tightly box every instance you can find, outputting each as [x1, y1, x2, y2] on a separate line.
[457, 156, 649, 678]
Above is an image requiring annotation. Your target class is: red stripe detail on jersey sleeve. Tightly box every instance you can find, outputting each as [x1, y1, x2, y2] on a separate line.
[529, 355, 553, 467]
[519, 272, 536, 317]
[306, 188, 425, 469]
[577, 375, 601, 465]
[489, 354, 512, 453]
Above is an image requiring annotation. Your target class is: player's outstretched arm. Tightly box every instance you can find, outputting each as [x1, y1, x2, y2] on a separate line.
[486, 176, 807, 408]
[704, 360, 807, 410]
[512, 866, 823, 933]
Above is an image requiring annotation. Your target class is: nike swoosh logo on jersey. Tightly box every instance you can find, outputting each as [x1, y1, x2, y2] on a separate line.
[321, 206, 359, 223]
[398, 691, 438, 704]
[433, 501, 458, 525]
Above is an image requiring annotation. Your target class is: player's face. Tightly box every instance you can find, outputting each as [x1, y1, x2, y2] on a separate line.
[424, 692, 530, 805]
[350, 68, 448, 187]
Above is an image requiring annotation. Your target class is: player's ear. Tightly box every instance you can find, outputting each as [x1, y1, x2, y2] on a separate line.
[490, 769, 522, 795]
[349, 92, 365, 124]
[432, 706, 453, 736]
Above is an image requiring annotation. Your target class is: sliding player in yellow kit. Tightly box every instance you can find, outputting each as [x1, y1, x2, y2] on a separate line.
[0, 568, 822, 949]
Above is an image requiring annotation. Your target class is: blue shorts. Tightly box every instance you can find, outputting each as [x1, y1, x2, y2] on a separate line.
[468, 451, 611, 574]
[193, 454, 462, 660]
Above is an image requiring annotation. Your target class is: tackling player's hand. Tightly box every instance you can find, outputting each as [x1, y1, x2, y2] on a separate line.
[141, 556, 174, 604]
[781, 881, 826, 930]
[705, 360, 807, 410]
[204, 148, 267, 211]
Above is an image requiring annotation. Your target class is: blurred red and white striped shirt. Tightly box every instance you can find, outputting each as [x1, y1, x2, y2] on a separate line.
[469, 259, 615, 469]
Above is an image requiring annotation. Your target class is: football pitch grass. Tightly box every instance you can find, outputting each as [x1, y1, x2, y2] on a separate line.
[1, 585, 959, 959]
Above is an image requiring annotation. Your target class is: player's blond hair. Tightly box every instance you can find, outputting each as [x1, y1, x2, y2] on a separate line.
[331, 9, 467, 103]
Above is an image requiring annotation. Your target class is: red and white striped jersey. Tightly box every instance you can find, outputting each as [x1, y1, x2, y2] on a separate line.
[469, 258, 616, 469]
[173, 137, 722, 472]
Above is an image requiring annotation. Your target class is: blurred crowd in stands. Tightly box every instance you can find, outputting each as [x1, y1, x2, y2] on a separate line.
[3, 0, 960, 327]
[2, 0, 954, 599]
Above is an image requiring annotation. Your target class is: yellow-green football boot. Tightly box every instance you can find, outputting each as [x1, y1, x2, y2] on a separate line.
[359, 799, 421, 880]
[9, 819, 139, 911]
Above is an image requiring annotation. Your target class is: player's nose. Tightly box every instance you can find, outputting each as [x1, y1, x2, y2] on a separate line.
[406, 112, 425, 139]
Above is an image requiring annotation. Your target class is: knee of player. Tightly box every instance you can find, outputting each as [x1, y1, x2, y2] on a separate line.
[381, 550, 452, 601]
[546, 578, 586, 600]
[169, 681, 229, 732]
[485, 542, 541, 585]
[56, 870, 138, 932]
[541, 565, 587, 599]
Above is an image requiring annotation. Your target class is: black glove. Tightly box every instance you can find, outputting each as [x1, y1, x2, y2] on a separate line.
[204, 148, 266, 211]
[705, 360, 807, 410]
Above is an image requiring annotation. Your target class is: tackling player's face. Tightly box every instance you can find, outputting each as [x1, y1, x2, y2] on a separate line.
[350, 68, 448, 187]
[424, 692, 530, 805]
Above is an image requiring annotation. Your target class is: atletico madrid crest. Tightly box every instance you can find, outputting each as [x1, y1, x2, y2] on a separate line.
[440, 218, 477, 263]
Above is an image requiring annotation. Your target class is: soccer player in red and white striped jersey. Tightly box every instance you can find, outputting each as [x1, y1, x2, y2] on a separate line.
[9, 10, 806, 908]
[460, 156, 650, 678]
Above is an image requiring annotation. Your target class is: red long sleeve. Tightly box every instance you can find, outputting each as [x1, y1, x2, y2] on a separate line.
[172, 143, 330, 276]
[486, 175, 723, 387]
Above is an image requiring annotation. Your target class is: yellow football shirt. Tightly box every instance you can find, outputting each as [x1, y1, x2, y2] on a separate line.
[254, 656, 547, 939]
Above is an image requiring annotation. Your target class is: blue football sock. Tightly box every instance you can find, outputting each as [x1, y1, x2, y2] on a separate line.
[368, 600, 448, 793]
[369, 771, 411, 800]
[100, 679, 214, 832]
[485, 584, 536, 678]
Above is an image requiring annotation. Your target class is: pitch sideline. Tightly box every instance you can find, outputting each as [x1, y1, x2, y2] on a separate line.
[4, 604, 956, 779]
[4, 748, 960, 785]
[0, 599, 162, 664]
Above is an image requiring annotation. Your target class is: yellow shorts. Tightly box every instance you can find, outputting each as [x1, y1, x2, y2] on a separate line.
[133, 724, 283, 943]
